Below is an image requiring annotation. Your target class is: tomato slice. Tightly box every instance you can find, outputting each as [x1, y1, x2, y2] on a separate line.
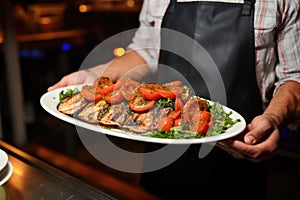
[105, 90, 124, 104]
[157, 117, 174, 132]
[157, 87, 176, 99]
[138, 83, 163, 101]
[197, 121, 209, 135]
[197, 111, 211, 135]
[167, 111, 181, 127]
[104, 78, 128, 104]
[183, 110, 211, 135]
[199, 111, 211, 122]
[174, 117, 182, 126]
[96, 84, 115, 95]
[81, 85, 103, 101]
[174, 97, 184, 112]
[94, 76, 115, 95]
[93, 76, 113, 88]
[197, 98, 209, 111]
[168, 110, 181, 119]
[129, 93, 156, 112]
[121, 79, 139, 101]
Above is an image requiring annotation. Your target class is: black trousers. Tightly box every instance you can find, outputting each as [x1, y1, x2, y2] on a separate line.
[140, 144, 267, 200]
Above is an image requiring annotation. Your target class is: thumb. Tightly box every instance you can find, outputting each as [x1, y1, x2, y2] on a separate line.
[244, 116, 270, 145]
[244, 132, 257, 144]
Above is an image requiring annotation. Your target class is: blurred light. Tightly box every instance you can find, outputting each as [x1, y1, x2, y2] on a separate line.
[19, 49, 45, 59]
[31, 49, 43, 57]
[61, 43, 71, 51]
[13, 167, 22, 176]
[20, 49, 30, 58]
[113, 47, 125, 57]
[79, 4, 91, 13]
[40, 17, 51, 25]
[126, 0, 135, 7]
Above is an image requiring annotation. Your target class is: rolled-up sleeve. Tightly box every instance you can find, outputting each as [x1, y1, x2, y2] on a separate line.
[274, 0, 300, 91]
[127, 0, 169, 72]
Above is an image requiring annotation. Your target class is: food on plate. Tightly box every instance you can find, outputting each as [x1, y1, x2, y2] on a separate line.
[57, 76, 240, 139]
[57, 92, 87, 115]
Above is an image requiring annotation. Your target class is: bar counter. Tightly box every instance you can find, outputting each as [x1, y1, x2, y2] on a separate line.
[0, 141, 159, 200]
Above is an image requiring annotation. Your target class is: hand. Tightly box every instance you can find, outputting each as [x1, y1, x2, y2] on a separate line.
[217, 114, 280, 162]
[47, 69, 97, 91]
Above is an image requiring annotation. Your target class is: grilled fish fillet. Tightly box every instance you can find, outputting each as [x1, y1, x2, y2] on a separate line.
[57, 92, 87, 115]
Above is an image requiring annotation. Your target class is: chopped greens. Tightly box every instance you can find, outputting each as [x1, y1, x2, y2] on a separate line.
[206, 102, 240, 136]
[59, 88, 79, 102]
[156, 98, 175, 108]
[142, 126, 201, 139]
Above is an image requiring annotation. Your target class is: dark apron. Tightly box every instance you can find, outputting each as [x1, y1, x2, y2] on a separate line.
[141, 0, 266, 199]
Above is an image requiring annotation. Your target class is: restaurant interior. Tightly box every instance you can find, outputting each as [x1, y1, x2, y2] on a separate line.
[0, 0, 300, 199]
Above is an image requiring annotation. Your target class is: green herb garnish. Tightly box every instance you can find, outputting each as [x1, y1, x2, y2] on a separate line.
[142, 126, 202, 139]
[156, 98, 175, 108]
[59, 88, 79, 102]
[206, 102, 240, 136]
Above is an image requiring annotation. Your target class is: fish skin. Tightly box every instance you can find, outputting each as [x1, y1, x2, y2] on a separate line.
[77, 100, 108, 123]
[57, 92, 87, 115]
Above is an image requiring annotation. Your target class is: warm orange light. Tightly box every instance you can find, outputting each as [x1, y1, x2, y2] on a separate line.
[113, 47, 125, 57]
[126, 0, 135, 7]
[79, 5, 90, 13]
[40, 17, 51, 25]
[13, 167, 22, 176]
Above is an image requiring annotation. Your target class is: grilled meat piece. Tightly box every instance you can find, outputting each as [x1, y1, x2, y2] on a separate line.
[149, 107, 173, 130]
[113, 103, 133, 126]
[57, 92, 87, 115]
[123, 107, 172, 133]
[76, 100, 109, 123]
[98, 102, 127, 126]
[96, 100, 173, 133]
[124, 109, 156, 133]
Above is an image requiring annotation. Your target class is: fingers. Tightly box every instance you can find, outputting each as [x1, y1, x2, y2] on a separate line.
[47, 72, 76, 91]
[47, 70, 95, 91]
[47, 74, 75, 91]
[216, 114, 281, 162]
[230, 140, 271, 161]
[244, 115, 278, 145]
[47, 80, 67, 91]
[217, 140, 246, 159]
[218, 129, 279, 162]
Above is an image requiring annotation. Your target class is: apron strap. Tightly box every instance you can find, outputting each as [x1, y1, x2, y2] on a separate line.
[168, 0, 176, 13]
[242, 0, 255, 16]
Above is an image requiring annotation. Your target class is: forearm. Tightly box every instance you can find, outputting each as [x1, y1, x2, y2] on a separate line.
[263, 80, 300, 127]
[88, 50, 150, 81]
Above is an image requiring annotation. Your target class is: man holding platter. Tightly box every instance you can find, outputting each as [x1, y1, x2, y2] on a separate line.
[48, 0, 300, 199]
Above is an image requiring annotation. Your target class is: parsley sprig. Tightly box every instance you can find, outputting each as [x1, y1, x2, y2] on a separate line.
[59, 88, 79, 102]
[156, 98, 175, 108]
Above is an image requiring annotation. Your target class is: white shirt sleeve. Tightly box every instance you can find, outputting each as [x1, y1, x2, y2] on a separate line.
[127, 0, 167, 73]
